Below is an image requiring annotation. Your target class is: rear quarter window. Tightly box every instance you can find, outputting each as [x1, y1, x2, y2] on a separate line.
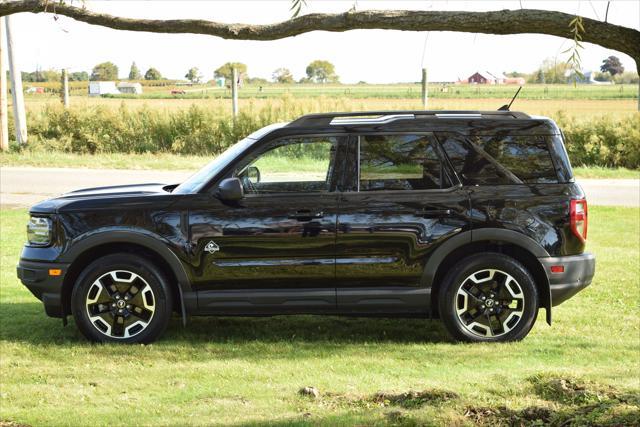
[437, 133, 559, 185]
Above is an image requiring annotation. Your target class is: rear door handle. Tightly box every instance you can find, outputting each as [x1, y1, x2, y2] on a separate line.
[288, 210, 324, 221]
[415, 208, 452, 217]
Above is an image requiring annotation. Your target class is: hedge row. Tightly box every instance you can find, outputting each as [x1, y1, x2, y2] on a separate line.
[11, 104, 640, 169]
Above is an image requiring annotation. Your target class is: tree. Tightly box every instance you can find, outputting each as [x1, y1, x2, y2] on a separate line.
[128, 62, 141, 80]
[214, 62, 247, 81]
[69, 71, 89, 81]
[305, 60, 338, 83]
[600, 56, 624, 76]
[21, 69, 60, 82]
[90, 62, 118, 81]
[528, 58, 570, 84]
[185, 67, 202, 83]
[144, 67, 162, 80]
[272, 67, 294, 83]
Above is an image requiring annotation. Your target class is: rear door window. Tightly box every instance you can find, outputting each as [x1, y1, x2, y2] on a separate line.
[359, 134, 452, 191]
[437, 133, 559, 185]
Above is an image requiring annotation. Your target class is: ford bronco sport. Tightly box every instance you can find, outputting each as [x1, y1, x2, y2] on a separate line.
[17, 111, 595, 343]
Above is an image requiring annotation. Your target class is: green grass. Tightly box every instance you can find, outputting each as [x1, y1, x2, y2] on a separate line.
[572, 166, 640, 179]
[1, 206, 638, 426]
[54, 83, 640, 100]
[2, 151, 638, 179]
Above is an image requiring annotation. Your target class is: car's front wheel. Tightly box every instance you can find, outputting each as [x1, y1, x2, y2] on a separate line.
[439, 253, 538, 342]
[71, 254, 173, 343]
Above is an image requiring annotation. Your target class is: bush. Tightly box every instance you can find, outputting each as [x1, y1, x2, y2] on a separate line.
[13, 102, 640, 169]
[554, 112, 640, 169]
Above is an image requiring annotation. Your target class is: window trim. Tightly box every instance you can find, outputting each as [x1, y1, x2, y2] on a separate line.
[354, 131, 461, 194]
[229, 133, 347, 198]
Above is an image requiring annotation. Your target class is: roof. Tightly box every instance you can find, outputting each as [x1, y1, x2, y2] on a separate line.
[287, 110, 532, 128]
[470, 71, 507, 81]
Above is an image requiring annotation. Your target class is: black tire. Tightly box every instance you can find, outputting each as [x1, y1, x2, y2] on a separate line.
[439, 252, 538, 343]
[71, 253, 173, 343]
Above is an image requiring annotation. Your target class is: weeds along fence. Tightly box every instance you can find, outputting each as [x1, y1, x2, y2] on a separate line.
[8, 101, 640, 169]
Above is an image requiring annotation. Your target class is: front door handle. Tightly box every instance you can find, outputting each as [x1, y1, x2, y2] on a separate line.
[415, 208, 452, 217]
[288, 210, 324, 221]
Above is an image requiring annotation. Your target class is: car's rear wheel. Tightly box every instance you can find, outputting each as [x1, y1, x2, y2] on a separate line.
[439, 253, 538, 342]
[71, 254, 173, 343]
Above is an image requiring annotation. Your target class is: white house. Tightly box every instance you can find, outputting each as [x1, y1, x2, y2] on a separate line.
[88, 81, 119, 96]
[117, 82, 143, 94]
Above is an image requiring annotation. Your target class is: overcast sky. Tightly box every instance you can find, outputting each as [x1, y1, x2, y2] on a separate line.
[6, 0, 640, 83]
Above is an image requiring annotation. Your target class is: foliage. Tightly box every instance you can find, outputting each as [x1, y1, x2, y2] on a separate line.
[69, 71, 89, 81]
[128, 62, 141, 80]
[612, 71, 640, 84]
[592, 71, 612, 82]
[555, 112, 640, 169]
[14, 101, 640, 169]
[272, 67, 294, 84]
[528, 59, 571, 84]
[306, 60, 339, 83]
[246, 77, 269, 85]
[144, 67, 163, 80]
[214, 62, 248, 81]
[185, 67, 202, 84]
[290, 0, 307, 18]
[600, 55, 624, 76]
[564, 16, 585, 84]
[90, 62, 119, 81]
[21, 69, 61, 82]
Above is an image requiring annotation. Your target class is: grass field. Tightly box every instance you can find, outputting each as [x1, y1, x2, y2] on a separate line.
[26, 82, 640, 100]
[1, 151, 638, 180]
[22, 95, 639, 119]
[0, 206, 638, 426]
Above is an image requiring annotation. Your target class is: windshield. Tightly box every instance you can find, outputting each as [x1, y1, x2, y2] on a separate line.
[172, 122, 288, 194]
[173, 137, 255, 194]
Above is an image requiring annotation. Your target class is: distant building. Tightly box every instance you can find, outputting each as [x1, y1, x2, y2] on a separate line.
[467, 71, 508, 85]
[117, 82, 143, 94]
[505, 77, 526, 85]
[565, 70, 613, 85]
[214, 77, 225, 87]
[88, 81, 119, 96]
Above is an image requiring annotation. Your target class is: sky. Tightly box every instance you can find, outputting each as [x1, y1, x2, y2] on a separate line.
[6, 0, 640, 83]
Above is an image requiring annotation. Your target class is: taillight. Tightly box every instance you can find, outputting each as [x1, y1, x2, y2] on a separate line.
[570, 199, 588, 243]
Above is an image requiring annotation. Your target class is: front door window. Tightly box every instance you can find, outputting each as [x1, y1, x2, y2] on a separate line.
[235, 137, 340, 194]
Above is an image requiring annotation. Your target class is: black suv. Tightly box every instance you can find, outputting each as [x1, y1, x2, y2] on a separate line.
[18, 111, 595, 343]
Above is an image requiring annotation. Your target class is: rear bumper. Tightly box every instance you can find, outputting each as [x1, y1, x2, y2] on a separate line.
[539, 253, 595, 306]
[17, 259, 69, 318]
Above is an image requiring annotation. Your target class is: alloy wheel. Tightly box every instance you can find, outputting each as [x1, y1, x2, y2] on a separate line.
[455, 268, 525, 338]
[85, 270, 156, 339]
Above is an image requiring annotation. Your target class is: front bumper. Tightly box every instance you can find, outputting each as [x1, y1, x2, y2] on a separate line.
[17, 259, 69, 318]
[539, 252, 596, 306]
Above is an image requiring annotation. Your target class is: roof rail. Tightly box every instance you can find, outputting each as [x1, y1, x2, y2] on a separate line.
[287, 110, 530, 127]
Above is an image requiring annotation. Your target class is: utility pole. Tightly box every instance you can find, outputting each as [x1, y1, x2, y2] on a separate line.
[5, 16, 27, 145]
[421, 68, 428, 109]
[61, 68, 69, 108]
[0, 19, 8, 151]
[231, 67, 238, 118]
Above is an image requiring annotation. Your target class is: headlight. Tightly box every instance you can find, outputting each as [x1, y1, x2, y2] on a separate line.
[27, 216, 52, 246]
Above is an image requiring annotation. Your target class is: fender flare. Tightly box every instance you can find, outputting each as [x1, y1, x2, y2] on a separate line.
[60, 229, 193, 324]
[421, 228, 552, 323]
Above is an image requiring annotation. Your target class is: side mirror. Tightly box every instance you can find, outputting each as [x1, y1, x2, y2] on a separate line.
[247, 166, 261, 183]
[217, 178, 244, 201]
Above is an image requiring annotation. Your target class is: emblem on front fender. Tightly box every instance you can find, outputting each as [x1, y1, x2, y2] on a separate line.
[204, 241, 220, 254]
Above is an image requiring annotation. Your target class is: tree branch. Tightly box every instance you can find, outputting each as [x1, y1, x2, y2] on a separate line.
[1, 0, 639, 72]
